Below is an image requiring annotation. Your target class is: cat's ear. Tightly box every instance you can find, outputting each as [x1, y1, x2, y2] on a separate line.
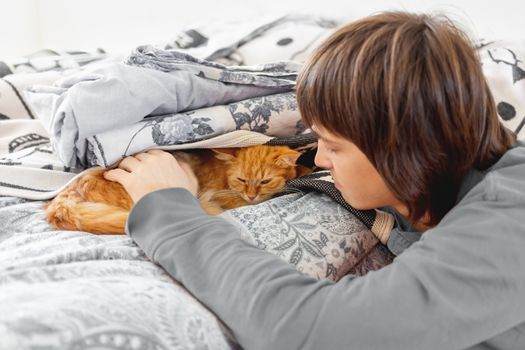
[212, 148, 238, 161]
[275, 152, 301, 168]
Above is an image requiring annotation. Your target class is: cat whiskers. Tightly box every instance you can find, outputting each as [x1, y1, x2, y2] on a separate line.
[273, 187, 306, 196]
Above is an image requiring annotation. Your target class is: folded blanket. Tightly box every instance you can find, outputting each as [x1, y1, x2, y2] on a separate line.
[0, 37, 306, 199]
[86, 91, 301, 167]
[0, 47, 305, 200]
[0, 14, 339, 200]
[25, 58, 297, 168]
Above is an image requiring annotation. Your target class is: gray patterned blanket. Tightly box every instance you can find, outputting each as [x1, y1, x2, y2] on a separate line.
[0, 190, 393, 350]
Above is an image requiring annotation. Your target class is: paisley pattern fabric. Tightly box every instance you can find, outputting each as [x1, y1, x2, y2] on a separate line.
[0, 198, 239, 350]
[222, 191, 394, 280]
[0, 188, 393, 349]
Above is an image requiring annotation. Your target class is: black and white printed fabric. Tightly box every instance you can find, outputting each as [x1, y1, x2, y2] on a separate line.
[0, 187, 394, 349]
[0, 50, 120, 120]
[25, 49, 300, 169]
[0, 14, 339, 201]
[0, 49, 109, 78]
[0, 195, 240, 350]
[478, 40, 525, 139]
[162, 13, 339, 65]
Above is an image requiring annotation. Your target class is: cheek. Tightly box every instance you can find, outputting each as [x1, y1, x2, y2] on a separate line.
[331, 155, 353, 184]
[331, 156, 364, 194]
[336, 161, 394, 209]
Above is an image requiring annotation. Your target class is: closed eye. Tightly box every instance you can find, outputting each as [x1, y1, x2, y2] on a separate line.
[260, 178, 272, 184]
[237, 177, 246, 183]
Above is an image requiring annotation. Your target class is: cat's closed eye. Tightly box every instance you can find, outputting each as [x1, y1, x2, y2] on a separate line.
[237, 177, 246, 183]
[260, 179, 272, 184]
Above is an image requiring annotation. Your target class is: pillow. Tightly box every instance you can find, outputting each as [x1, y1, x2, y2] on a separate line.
[220, 190, 394, 281]
[478, 40, 525, 140]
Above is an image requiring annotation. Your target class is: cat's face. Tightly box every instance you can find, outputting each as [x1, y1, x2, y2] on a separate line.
[214, 146, 300, 204]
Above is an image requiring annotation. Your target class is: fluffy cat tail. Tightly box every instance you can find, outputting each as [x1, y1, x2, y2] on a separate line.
[44, 197, 129, 235]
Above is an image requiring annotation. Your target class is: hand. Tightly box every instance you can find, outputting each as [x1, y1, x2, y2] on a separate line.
[103, 149, 199, 203]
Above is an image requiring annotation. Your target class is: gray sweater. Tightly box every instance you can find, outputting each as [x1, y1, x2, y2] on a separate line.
[126, 143, 525, 350]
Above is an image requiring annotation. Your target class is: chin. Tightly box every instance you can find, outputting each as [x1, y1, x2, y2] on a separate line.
[341, 194, 373, 210]
[244, 197, 260, 204]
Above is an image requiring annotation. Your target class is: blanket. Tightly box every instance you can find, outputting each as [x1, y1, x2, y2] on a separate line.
[0, 190, 394, 349]
[0, 19, 317, 199]
[25, 50, 300, 168]
[0, 71, 298, 200]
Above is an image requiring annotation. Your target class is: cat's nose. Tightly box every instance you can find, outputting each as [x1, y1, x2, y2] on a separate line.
[247, 194, 257, 200]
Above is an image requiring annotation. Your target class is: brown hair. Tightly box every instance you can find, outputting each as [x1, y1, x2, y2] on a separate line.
[297, 11, 515, 226]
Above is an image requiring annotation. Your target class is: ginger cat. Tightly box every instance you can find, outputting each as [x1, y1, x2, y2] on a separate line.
[44, 145, 311, 234]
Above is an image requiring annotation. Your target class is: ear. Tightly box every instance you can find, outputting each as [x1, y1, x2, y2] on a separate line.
[212, 148, 238, 161]
[296, 164, 313, 177]
[274, 152, 301, 168]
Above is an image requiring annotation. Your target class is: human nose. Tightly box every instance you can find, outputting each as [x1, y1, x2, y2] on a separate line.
[314, 141, 333, 169]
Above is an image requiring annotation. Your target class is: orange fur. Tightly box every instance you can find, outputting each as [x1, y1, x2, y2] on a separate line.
[44, 145, 311, 234]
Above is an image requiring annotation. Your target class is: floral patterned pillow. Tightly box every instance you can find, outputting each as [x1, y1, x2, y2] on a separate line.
[219, 191, 394, 282]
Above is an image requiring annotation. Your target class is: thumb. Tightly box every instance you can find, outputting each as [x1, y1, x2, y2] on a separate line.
[178, 159, 192, 173]
[179, 160, 197, 180]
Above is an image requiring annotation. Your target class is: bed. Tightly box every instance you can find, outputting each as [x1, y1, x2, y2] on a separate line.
[1, 14, 524, 350]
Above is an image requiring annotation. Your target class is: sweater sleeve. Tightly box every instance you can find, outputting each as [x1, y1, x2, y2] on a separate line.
[126, 187, 525, 350]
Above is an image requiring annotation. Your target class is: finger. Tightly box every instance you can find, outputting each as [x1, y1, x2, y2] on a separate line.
[146, 149, 169, 156]
[178, 159, 193, 174]
[103, 168, 130, 185]
[179, 161, 200, 196]
[118, 156, 141, 172]
[172, 151, 193, 163]
[148, 149, 175, 161]
[133, 152, 151, 161]
[178, 160, 199, 189]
